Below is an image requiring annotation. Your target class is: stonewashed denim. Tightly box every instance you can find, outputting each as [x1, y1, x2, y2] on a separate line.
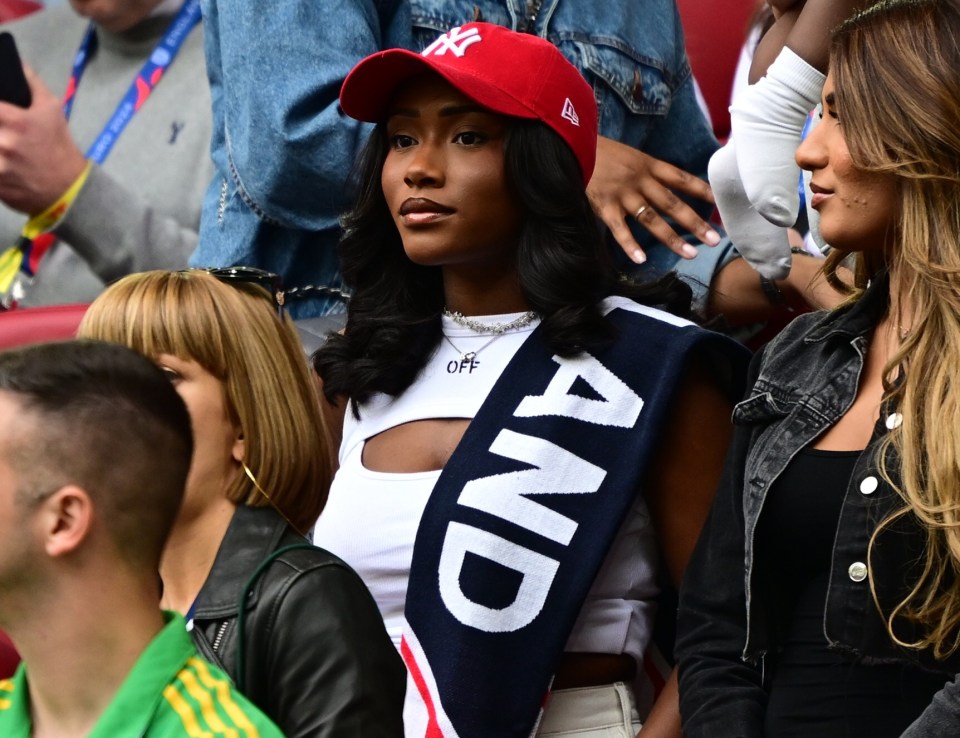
[903, 676, 960, 737]
[192, 0, 412, 317]
[676, 274, 958, 738]
[410, 0, 736, 310]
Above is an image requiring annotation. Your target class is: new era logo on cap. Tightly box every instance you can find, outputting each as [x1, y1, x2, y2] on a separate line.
[422, 26, 482, 58]
[561, 98, 580, 127]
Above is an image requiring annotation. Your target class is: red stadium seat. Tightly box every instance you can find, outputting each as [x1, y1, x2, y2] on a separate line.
[0, 631, 18, 679]
[676, 0, 756, 141]
[0, 0, 41, 23]
[0, 304, 88, 349]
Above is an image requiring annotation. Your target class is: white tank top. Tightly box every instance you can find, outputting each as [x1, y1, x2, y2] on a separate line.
[313, 310, 660, 661]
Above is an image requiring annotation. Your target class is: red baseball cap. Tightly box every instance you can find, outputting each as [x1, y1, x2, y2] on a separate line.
[339, 22, 598, 184]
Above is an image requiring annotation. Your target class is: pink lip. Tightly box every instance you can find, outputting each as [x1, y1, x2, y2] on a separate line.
[810, 192, 832, 209]
[808, 182, 833, 210]
[402, 211, 452, 225]
[399, 197, 454, 225]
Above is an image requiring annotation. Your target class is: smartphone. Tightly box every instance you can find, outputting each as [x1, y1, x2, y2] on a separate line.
[0, 32, 31, 108]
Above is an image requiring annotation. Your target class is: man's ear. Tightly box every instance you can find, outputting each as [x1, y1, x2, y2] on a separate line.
[38, 486, 93, 558]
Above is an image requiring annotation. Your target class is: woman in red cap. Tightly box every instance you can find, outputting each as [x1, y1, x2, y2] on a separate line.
[313, 22, 747, 738]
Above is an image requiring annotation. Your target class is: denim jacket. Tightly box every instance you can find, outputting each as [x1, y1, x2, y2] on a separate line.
[903, 674, 960, 737]
[191, 0, 412, 317]
[676, 275, 960, 738]
[410, 0, 734, 308]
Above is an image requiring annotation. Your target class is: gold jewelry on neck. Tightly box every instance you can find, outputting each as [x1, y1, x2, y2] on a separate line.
[242, 462, 305, 538]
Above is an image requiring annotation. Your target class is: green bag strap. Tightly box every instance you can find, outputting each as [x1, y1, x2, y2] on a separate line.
[235, 543, 317, 692]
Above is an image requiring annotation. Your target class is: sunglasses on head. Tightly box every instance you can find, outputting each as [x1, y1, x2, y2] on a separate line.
[203, 266, 285, 317]
[197, 267, 350, 317]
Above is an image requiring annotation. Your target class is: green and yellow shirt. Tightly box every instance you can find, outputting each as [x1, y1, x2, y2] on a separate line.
[0, 612, 283, 737]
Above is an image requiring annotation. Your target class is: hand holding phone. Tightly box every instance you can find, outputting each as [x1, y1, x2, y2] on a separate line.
[0, 32, 88, 215]
[0, 32, 31, 108]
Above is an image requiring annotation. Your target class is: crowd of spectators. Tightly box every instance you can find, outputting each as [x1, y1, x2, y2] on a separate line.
[2, 1, 960, 737]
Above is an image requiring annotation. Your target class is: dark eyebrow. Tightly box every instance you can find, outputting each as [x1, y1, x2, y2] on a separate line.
[439, 103, 488, 117]
[386, 103, 490, 121]
[824, 91, 836, 108]
[386, 107, 420, 120]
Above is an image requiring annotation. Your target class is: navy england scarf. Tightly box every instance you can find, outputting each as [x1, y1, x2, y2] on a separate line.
[400, 297, 747, 737]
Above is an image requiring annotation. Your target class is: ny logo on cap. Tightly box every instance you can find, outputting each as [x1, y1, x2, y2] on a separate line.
[422, 26, 482, 58]
[561, 98, 580, 127]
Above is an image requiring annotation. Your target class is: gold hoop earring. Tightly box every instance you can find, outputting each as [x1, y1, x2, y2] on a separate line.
[242, 462, 305, 538]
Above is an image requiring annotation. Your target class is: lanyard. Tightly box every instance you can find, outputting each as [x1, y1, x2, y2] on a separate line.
[185, 598, 198, 630]
[65, 0, 202, 163]
[0, 0, 202, 303]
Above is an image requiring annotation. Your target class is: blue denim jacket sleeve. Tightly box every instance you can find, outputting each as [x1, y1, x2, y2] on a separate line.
[200, 0, 411, 228]
[676, 349, 768, 738]
[193, 0, 412, 316]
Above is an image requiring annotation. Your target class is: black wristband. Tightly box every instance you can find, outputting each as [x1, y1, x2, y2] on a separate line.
[759, 273, 785, 305]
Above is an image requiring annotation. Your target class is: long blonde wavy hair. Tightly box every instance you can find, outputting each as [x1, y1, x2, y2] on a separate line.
[823, 0, 960, 658]
[78, 270, 332, 535]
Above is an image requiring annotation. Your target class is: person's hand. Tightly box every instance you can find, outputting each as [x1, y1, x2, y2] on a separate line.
[587, 135, 721, 264]
[0, 65, 88, 216]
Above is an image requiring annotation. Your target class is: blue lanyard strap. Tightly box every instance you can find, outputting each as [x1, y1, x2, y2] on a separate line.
[64, 0, 202, 164]
[185, 598, 198, 630]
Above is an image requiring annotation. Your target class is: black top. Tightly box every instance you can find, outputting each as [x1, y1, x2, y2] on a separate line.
[757, 448, 947, 737]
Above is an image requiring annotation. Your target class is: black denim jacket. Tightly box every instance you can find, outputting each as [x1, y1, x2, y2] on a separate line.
[190, 505, 406, 738]
[676, 276, 960, 737]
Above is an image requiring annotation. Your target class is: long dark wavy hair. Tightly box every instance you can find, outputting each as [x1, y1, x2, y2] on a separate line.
[314, 118, 692, 413]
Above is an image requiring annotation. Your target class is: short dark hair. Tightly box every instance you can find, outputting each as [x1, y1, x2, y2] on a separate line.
[0, 340, 193, 568]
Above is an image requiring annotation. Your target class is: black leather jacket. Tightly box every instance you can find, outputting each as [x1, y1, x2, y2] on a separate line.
[190, 505, 406, 737]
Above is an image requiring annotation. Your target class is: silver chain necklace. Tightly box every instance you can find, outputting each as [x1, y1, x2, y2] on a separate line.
[442, 308, 538, 335]
[442, 333, 504, 362]
[441, 309, 538, 364]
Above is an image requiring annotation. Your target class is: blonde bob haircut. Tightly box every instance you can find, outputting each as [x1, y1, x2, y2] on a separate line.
[78, 270, 331, 534]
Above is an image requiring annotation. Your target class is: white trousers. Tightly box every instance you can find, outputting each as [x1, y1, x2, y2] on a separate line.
[536, 682, 642, 738]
